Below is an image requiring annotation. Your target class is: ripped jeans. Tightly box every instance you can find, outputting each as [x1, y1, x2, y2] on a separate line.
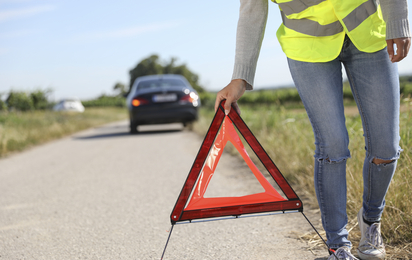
[287, 36, 401, 249]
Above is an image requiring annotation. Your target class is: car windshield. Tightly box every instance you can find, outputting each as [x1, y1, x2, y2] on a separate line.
[137, 78, 186, 90]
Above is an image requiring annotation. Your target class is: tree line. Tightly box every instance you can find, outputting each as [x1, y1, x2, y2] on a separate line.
[0, 54, 206, 111]
[0, 89, 53, 112]
[3, 53, 412, 111]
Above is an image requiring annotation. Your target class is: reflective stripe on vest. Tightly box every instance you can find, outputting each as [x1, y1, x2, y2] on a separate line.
[280, 11, 343, 37]
[273, 0, 387, 62]
[277, 0, 325, 16]
[279, 0, 377, 36]
[280, 0, 377, 36]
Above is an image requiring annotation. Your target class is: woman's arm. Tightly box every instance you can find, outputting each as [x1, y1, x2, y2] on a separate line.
[215, 0, 268, 114]
[232, 0, 269, 90]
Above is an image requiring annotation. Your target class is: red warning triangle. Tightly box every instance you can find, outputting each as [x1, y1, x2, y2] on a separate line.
[185, 116, 286, 210]
[170, 100, 302, 224]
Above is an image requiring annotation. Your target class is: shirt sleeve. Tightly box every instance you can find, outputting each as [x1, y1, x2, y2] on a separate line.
[231, 0, 268, 90]
[380, 0, 411, 39]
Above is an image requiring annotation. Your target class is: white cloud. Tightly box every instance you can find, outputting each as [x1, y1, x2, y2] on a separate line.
[0, 5, 55, 22]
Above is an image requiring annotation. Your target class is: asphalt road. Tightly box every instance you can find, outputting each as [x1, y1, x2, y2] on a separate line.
[0, 121, 328, 259]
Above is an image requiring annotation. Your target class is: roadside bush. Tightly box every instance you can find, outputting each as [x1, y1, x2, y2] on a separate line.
[6, 91, 34, 111]
[400, 82, 412, 97]
[82, 95, 126, 108]
[239, 87, 302, 106]
[0, 94, 6, 111]
[199, 91, 216, 108]
[30, 89, 53, 110]
[3, 89, 54, 111]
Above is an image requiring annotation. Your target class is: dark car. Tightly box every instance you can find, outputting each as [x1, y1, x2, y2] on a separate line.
[126, 74, 200, 133]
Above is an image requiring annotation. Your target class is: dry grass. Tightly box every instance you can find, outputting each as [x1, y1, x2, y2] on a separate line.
[194, 102, 412, 258]
[0, 107, 127, 157]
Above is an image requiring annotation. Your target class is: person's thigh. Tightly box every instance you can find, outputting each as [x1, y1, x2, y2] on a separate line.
[287, 57, 350, 160]
[342, 46, 400, 160]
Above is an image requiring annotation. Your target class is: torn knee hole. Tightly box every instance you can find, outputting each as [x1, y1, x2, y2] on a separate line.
[319, 158, 331, 163]
[318, 157, 347, 164]
[372, 158, 395, 165]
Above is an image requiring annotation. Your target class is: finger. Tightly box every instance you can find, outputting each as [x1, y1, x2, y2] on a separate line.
[401, 38, 411, 58]
[405, 42, 411, 57]
[386, 39, 394, 62]
[214, 90, 228, 112]
[224, 96, 233, 115]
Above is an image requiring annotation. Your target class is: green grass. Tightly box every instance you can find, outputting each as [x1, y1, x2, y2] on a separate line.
[0, 107, 127, 157]
[193, 101, 412, 258]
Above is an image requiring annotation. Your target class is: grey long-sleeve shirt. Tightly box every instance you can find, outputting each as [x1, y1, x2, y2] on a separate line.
[232, 0, 411, 89]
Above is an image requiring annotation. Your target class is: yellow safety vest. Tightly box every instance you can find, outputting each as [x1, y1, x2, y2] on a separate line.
[273, 0, 387, 62]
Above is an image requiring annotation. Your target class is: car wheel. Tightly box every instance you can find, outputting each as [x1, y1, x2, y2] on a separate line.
[130, 120, 138, 134]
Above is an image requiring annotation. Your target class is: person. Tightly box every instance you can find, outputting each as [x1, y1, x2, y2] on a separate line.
[214, 0, 411, 259]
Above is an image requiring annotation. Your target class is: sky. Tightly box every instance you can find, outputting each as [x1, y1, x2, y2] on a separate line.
[1, 0, 412, 101]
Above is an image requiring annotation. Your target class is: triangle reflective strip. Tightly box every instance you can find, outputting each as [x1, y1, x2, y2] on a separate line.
[170, 100, 302, 224]
[185, 117, 286, 211]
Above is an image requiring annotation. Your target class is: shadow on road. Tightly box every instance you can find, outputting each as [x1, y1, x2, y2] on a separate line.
[73, 123, 184, 140]
[73, 132, 130, 140]
[74, 129, 183, 140]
